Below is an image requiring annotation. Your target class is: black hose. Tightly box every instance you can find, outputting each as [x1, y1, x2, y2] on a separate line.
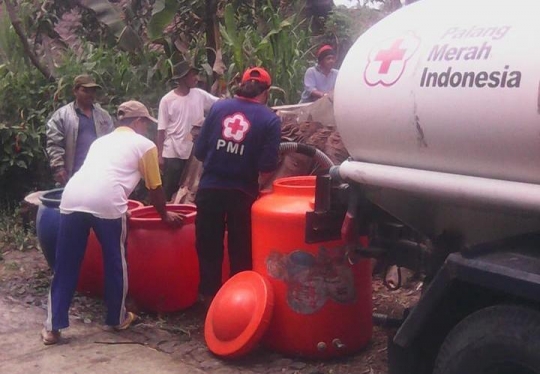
[279, 142, 334, 169]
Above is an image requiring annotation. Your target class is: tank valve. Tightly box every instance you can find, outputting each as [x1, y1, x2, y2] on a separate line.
[317, 342, 327, 351]
[332, 338, 346, 350]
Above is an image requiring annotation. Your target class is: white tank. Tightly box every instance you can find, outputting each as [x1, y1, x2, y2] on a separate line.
[333, 0, 540, 245]
[335, 0, 540, 184]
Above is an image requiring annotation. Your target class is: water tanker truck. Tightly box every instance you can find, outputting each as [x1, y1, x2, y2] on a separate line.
[310, 0, 540, 372]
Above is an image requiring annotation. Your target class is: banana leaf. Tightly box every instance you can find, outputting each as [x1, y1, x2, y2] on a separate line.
[147, 0, 180, 41]
[80, 0, 142, 52]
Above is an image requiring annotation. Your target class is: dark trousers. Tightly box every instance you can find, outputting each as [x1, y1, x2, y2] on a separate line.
[46, 212, 128, 330]
[163, 157, 187, 201]
[195, 188, 256, 296]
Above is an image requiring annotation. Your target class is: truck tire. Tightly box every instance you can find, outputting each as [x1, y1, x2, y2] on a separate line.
[433, 305, 540, 374]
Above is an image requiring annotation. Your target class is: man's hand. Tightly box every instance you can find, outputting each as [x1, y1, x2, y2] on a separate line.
[162, 211, 185, 228]
[190, 118, 204, 143]
[53, 168, 68, 186]
[325, 91, 334, 103]
[258, 171, 274, 191]
[158, 155, 165, 172]
[190, 125, 202, 143]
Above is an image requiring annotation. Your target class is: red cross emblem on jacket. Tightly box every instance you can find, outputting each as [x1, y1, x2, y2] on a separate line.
[222, 112, 251, 142]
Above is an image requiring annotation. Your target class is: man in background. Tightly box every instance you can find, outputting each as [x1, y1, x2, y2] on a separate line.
[157, 61, 219, 201]
[300, 45, 339, 103]
[46, 74, 114, 185]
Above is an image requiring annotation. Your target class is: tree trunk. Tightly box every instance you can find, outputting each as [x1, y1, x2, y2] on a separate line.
[205, 0, 219, 69]
[4, 0, 55, 82]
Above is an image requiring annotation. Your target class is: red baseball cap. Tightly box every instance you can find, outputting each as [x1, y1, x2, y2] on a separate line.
[241, 67, 272, 86]
[317, 45, 336, 61]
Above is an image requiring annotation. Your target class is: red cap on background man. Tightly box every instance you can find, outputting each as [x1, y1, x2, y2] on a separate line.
[317, 45, 336, 62]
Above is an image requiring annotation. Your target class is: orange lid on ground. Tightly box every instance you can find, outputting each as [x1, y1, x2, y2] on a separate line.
[204, 271, 274, 358]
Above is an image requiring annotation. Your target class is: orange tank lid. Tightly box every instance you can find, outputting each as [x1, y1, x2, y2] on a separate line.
[204, 271, 274, 358]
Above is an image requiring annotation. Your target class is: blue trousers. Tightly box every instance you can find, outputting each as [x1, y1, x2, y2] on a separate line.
[45, 212, 128, 331]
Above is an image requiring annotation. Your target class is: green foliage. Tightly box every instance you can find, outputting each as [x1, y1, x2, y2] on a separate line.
[148, 0, 180, 41]
[320, 6, 385, 67]
[220, 1, 311, 105]
[78, 0, 143, 51]
[220, 4, 245, 73]
[0, 3, 27, 71]
[51, 43, 167, 111]
[0, 64, 57, 206]
[0, 207, 38, 253]
[0, 123, 45, 176]
[323, 9, 354, 48]
[347, 6, 387, 40]
[0, 11, 167, 206]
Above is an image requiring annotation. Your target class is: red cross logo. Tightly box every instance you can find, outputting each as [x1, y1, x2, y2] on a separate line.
[375, 39, 406, 74]
[222, 112, 251, 142]
[364, 32, 420, 87]
[228, 118, 244, 135]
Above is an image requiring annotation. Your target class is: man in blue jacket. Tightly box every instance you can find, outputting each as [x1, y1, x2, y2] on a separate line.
[194, 67, 281, 304]
[300, 45, 339, 103]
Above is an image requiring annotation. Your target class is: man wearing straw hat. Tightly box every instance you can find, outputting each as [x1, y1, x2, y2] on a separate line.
[157, 61, 219, 201]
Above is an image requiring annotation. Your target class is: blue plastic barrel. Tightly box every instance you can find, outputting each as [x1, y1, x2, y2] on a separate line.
[36, 188, 63, 269]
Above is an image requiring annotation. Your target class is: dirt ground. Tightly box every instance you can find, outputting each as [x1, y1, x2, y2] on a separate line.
[0, 245, 421, 374]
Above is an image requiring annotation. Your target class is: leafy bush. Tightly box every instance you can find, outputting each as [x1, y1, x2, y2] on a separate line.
[220, 1, 312, 105]
[0, 6, 168, 207]
[0, 207, 38, 253]
[0, 66, 57, 206]
[49, 43, 167, 113]
[0, 42, 168, 206]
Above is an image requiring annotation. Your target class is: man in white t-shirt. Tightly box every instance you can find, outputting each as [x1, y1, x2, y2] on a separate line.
[157, 61, 219, 200]
[41, 101, 184, 345]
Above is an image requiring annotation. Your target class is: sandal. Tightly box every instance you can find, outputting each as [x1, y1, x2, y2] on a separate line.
[41, 328, 61, 345]
[114, 311, 139, 331]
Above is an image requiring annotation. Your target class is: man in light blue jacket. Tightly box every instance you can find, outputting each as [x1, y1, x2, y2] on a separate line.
[46, 75, 114, 185]
[300, 45, 339, 103]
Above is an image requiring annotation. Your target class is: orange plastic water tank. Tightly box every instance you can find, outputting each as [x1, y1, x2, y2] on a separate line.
[77, 202, 230, 304]
[252, 176, 373, 359]
[77, 200, 144, 297]
[127, 204, 198, 312]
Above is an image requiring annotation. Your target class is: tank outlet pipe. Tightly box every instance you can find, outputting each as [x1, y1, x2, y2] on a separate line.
[279, 142, 334, 170]
[372, 312, 404, 328]
[331, 160, 540, 214]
